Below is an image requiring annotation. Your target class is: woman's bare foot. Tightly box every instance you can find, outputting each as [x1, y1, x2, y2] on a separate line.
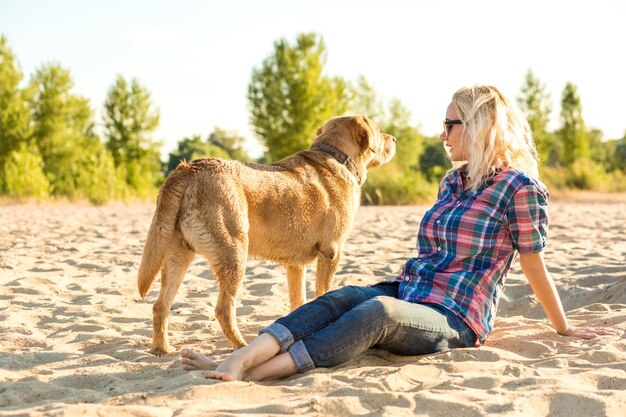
[204, 350, 247, 381]
[180, 348, 218, 372]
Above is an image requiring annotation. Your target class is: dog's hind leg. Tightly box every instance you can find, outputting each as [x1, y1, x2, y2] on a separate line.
[286, 265, 307, 310]
[151, 233, 195, 356]
[201, 234, 249, 349]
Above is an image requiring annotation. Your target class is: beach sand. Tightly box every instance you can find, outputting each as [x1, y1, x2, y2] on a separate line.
[0, 200, 624, 416]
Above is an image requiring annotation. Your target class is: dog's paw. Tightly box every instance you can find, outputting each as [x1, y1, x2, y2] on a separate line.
[150, 345, 175, 356]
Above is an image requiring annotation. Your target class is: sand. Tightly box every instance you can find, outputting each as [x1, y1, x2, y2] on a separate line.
[0, 201, 624, 417]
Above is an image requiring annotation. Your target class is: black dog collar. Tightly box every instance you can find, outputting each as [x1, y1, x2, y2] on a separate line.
[310, 143, 362, 185]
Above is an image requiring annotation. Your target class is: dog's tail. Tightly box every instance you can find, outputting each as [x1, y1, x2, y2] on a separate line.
[137, 162, 194, 299]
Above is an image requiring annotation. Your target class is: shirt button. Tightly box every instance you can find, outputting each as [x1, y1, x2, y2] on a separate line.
[404, 276, 410, 282]
[436, 220, 441, 224]
[437, 246, 442, 251]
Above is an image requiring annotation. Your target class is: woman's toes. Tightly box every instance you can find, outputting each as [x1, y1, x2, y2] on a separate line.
[203, 370, 235, 381]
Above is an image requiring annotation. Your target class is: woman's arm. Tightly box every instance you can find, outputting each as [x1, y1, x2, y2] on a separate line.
[519, 252, 619, 340]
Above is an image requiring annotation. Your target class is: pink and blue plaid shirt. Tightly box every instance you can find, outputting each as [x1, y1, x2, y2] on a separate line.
[396, 167, 549, 343]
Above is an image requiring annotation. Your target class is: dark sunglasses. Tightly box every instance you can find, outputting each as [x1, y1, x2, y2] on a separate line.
[443, 119, 463, 137]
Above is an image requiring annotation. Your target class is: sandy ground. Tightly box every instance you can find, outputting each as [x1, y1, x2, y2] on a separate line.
[0, 201, 624, 417]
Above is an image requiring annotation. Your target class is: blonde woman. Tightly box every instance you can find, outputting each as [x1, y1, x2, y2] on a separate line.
[180, 85, 618, 381]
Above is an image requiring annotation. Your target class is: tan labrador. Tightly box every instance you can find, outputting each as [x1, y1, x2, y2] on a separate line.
[137, 115, 396, 354]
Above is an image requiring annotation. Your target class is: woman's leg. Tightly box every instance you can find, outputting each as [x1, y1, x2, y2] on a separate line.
[286, 297, 476, 371]
[181, 283, 398, 381]
[182, 332, 290, 381]
[261, 283, 400, 354]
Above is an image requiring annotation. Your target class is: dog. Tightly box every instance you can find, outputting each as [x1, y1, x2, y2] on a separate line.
[137, 115, 396, 354]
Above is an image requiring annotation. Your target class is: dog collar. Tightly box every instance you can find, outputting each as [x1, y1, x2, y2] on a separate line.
[311, 143, 362, 185]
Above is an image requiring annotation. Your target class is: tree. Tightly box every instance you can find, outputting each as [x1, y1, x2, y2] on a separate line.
[517, 69, 559, 165]
[248, 33, 351, 161]
[28, 63, 118, 201]
[587, 127, 610, 167]
[559, 82, 589, 165]
[166, 128, 252, 175]
[103, 75, 161, 195]
[0, 35, 32, 193]
[362, 98, 439, 204]
[207, 128, 251, 161]
[420, 136, 451, 181]
[610, 133, 626, 172]
[165, 134, 229, 175]
[349, 75, 385, 122]
[382, 98, 424, 172]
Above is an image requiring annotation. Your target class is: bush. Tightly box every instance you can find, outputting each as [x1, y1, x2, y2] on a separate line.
[606, 170, 626, 192]
[3, 143, 50, 199]
[564, 158, 607, 190]
[540, 159, 626, 192]
[76, 141, 128, 205]
[362, 168, 438, 205]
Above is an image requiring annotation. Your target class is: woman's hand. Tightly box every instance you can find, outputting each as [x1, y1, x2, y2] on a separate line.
[559, 326, 621, 340]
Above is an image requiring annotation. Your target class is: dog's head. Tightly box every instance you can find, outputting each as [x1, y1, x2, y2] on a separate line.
[312, 115, 395, 182]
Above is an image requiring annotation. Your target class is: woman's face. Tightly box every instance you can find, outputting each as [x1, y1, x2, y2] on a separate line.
[440, 102, 468, 162]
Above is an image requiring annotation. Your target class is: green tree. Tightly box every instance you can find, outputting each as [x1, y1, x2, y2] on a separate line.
[76, 135, 124, 204]
[207, 127, 251, 161]
[28, 63, 118, 202]
[559, 82, 589, 165]
[611, 133, 626, 172]
[382, 98, 424, 172]
[517, 69, 560, 165]
[349, 75, 385, 122]
[166, 134, 229, 174]
[166, 128, 252, 175]
[103, 75, 161, 196]
[587, 127, 611, 168]
[0, 35, 32, 193]
[248, 33, 351, 161]
[362, 98, 438, 204]
[420, 136, 451, 181]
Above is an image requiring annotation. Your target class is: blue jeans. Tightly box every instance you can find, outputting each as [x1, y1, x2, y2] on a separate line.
[259, 281, 477, 372]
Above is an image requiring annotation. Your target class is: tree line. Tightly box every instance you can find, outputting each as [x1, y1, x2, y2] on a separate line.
[1, 33, 625, 205]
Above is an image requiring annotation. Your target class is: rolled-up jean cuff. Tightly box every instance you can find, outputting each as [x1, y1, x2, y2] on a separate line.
[288, 340, 315, 373]
[259, 322, 295, 353]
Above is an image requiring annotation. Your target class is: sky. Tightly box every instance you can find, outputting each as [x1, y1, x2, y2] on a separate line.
[2, 0, 625, 158]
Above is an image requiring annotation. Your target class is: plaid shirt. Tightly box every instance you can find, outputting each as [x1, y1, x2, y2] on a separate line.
[396, 167, 549, 343]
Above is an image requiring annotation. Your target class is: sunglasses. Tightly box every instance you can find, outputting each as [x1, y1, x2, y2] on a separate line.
[443, 119, 463, 137]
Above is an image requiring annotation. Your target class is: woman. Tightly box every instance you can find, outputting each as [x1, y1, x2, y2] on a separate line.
[180, 85, 618, 381]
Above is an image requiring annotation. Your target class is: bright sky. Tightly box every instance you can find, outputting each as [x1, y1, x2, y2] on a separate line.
[2, 0, 625, 158]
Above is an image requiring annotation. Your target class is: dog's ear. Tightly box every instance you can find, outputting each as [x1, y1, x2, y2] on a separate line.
[316, 119, 332, 136]
[355, 116, 374, 151]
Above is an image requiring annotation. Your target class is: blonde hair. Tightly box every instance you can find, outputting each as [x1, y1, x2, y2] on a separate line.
[451, 85, 539, 191]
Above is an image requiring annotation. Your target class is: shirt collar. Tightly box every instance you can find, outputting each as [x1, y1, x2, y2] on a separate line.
[451, 165, 506, 197]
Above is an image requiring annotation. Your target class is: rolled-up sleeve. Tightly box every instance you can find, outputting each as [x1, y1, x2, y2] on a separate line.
[506, 184, 549, 253]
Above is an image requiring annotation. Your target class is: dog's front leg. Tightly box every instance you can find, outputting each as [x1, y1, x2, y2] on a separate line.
[286, 265, 307, 310]
[315, 245, 340, 297]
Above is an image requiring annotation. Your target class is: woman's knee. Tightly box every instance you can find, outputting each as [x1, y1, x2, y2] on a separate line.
[359, 296, 402, 324]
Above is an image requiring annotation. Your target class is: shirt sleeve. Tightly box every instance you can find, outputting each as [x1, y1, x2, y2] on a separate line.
[506, 183, 549, 253]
